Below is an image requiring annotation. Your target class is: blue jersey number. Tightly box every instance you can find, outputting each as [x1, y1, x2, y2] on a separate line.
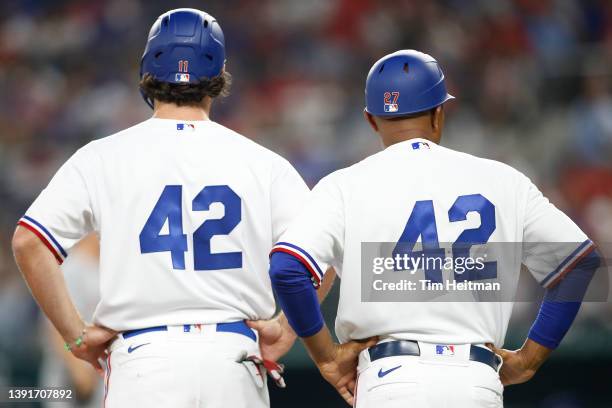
[449, 194, 497, 281]
[392, 200, 445, 283]
[140, 185, 242, 270]
[393, 194, 496, 281]
[139, 185, 188, 269]
[193, 186, 242, 270]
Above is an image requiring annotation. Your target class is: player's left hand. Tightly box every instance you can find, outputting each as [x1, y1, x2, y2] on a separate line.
[248, 314, 297, 362]
[490, 347, 535, 386]
[488, 340, 550, 387]
[70, 325, 117, 376]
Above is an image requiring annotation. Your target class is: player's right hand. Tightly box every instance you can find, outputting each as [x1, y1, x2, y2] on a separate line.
[70, 325, 117, 376]
[316, 337, 378, 406]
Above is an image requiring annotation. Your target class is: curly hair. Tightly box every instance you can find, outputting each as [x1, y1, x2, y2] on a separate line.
[139, 71, 232, 107]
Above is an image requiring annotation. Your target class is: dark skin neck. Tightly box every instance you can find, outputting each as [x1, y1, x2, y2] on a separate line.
[364, 105, 445, 148]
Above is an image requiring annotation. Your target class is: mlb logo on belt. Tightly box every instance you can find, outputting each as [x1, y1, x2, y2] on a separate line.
[435, 345, 455, 356]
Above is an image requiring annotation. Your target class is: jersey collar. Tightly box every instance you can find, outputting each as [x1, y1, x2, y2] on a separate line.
[385, 138, 436, 152]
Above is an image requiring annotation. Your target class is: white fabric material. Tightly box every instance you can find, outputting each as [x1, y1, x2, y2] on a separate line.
[23, 118, 309, 330]
[105, 327, 268, 408]
[356, 343, 503, 408]
[279, 138, 589, 345]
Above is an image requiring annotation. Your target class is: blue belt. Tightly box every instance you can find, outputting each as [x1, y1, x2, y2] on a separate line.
[122, 321, 256, 342]
[368, 340, 500, 371]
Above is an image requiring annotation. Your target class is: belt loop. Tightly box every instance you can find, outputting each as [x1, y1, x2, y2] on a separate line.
[494, 352, 503, 373]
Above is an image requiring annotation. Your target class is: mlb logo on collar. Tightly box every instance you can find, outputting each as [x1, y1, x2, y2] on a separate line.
[177, 123, 196, 131]
[412, 141, 430, 150]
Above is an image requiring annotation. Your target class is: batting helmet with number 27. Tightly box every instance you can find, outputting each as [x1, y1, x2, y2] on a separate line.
[365, 50, 454, 117]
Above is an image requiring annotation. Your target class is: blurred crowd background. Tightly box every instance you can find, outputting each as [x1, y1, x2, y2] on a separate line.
[0, 0, 611, 407]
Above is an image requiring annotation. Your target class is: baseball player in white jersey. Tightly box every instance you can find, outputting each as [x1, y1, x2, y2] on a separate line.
[268, 50, 601, 407]
[12, 9, 311, 408]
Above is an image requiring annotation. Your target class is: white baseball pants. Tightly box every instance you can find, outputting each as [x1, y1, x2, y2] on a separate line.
[103, 323, 269, 408]
[354, 342, 503, 408]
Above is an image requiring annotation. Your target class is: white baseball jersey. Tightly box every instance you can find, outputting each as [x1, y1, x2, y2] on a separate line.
[275, 138, 592, 346]
[20, 118, 309, 330]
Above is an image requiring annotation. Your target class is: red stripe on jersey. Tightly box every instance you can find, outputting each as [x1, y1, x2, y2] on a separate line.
[547, 244, 595, 288]
[270, 247, 322, 287]
[17, 220, 63, 264]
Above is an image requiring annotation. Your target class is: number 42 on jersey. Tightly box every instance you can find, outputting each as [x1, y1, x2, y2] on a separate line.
[139, 185, 242, 271]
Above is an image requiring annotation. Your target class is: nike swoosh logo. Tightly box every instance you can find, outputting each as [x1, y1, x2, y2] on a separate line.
[127, 343, 150, 354]
[378, 365, 402, 378]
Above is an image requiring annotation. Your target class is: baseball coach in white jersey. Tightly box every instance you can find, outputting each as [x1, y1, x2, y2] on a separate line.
[268, 50, 601, 407]
[12, 8, 317, 408]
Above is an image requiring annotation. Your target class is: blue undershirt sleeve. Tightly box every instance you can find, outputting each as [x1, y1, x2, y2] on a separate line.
[528, 249, 601, 349]
[269, 251, 324, 337]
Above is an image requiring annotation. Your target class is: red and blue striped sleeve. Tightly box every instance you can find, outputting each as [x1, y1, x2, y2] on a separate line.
[17, 146, 95, 263]
[270, 242, 325, 288]
[269, 251, 324, 338]
[18, 215, 68, 264]
[528, 248, 601, 349]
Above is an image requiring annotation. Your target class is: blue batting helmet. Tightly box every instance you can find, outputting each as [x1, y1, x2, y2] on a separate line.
[365, 50, 454, 117]
[140, 8, 226, 108]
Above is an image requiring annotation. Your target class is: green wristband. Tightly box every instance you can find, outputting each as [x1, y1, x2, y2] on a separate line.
[64, 328, 87, 352]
